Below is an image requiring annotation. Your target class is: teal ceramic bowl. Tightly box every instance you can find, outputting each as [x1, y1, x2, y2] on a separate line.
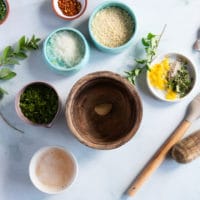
[88, 1, 137, 54]
[43, 28, 90, 74]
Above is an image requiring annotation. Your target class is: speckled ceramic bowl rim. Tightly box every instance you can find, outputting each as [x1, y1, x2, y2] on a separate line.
[88, 1, 137, 52]
[29, 146, 78, 194]
[15, 81, 62, 127]
[43, 27, 89, 72]
[0, 0, 10, 25]
[147, 52, 198, 102]
[51, 0, 87, 20]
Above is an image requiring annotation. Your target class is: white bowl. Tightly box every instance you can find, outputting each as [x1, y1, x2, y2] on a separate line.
[29, 146, 78, 194]
[51, 0, 87, 20]
[147, 53, 197, 102]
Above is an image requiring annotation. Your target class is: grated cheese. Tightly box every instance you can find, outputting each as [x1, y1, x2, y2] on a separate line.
[148, 58, 177, 100]
[91, 7, 134, 48]
[46, 31, 85, 68]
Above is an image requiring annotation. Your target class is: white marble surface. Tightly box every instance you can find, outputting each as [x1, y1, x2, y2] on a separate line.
[0, 0, 200, 199]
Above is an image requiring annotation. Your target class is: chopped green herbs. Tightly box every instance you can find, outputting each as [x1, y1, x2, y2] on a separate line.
[19, 84, 59, 124]
[167, 64, 192, 98]
[0, 0, 7, 21]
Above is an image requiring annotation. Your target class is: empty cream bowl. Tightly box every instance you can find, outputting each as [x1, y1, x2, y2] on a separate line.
[147, 53, 197, 102]
[89, 1, 137, 53]
[43, 27, 90, 74]
[29, 146, 78, 194]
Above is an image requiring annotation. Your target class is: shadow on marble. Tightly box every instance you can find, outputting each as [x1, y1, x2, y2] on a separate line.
[51, 105, 101, 165]
[75, 17, 90, 40]
[38, 0, 70, 30]
[0, 96, 27, 134]
[2, 136, 49, 200]
[26, 42, 78, 81]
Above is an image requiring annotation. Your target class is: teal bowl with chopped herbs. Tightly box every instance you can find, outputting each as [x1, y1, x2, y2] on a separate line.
[15, 82, 61, 127]
[43, 27, 90, 74]
[147, 53, 197, 102]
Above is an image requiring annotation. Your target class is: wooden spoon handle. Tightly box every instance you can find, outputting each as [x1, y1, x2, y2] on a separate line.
[127, 120, 191, 197]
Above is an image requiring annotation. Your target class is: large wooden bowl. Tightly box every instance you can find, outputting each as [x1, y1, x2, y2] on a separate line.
[65, 71, 143, 149]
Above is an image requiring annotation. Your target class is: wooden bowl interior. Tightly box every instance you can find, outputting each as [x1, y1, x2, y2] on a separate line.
[69, 77, 140, 146]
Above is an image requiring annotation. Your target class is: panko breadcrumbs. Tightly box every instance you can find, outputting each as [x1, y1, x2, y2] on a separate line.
[91, 7, 134, 48]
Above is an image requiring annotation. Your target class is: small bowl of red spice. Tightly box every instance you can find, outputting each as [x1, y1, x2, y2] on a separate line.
[52, 0, 87, 20]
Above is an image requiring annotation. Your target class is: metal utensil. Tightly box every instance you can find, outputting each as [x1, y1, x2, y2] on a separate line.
[127, 93, 200, 197]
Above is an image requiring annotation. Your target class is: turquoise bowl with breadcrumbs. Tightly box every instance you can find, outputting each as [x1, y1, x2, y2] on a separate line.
[43, 27, 90, 74]
[88, 1, 137, 54]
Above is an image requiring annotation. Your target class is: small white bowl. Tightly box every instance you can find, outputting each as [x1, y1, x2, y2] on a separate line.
[51, 0, 87, 20]
[29, 146, 78, 194]
[147, 53, 197, 102]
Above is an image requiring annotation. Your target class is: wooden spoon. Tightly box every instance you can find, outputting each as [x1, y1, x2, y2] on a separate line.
[127, 93, 200, 197]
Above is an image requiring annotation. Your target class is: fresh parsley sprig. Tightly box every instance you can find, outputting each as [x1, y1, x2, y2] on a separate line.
[0, 35, 41, 99]
[126, 25, 166, 85]
[0, 35, 40, 66]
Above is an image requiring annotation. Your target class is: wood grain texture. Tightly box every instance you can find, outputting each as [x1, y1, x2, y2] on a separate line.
[127, 120, 191, 197]
[65, 71, 143, 149]
[171, 130, 200, 163]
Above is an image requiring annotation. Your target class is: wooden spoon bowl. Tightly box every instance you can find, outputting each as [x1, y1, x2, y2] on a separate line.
[66, 71, 143, 149]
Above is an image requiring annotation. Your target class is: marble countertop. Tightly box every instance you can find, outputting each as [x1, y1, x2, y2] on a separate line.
[0, 0, 200, 199]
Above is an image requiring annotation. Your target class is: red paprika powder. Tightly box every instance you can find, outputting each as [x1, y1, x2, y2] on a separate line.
[58, 0, 82, 16]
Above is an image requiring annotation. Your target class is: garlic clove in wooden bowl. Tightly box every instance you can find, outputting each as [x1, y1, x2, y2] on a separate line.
[65, 71, 143, 150]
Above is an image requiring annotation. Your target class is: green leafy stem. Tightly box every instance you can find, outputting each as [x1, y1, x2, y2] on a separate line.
[0, 35, 40, 133]
[125, 25, 167, 85]
[0, 35, 41, 98]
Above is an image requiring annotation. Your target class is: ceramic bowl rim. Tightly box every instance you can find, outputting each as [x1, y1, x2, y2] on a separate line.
[43, 27, 89, 73]
[15, 81, 62, 127]
[88, 1, 137, 52]
[146, 52, 198, 102]
[51, 0, 88, 20]
[29, 145, 78, 194]
[65, 71, 143, 150]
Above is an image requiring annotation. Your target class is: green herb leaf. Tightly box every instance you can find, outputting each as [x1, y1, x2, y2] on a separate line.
[0, 35, 41, 66]
[0, 68, 16, 80]
[142, 38, 149, 47]
[135, 59, 147, 64]
[19, 36, 26, 48]
[147, 33, 156, 40]
[2, 46, 12, 59]
[15, 52, 27, 59]
[125, 25, 166, 84]
[0, 87, 8, 99]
